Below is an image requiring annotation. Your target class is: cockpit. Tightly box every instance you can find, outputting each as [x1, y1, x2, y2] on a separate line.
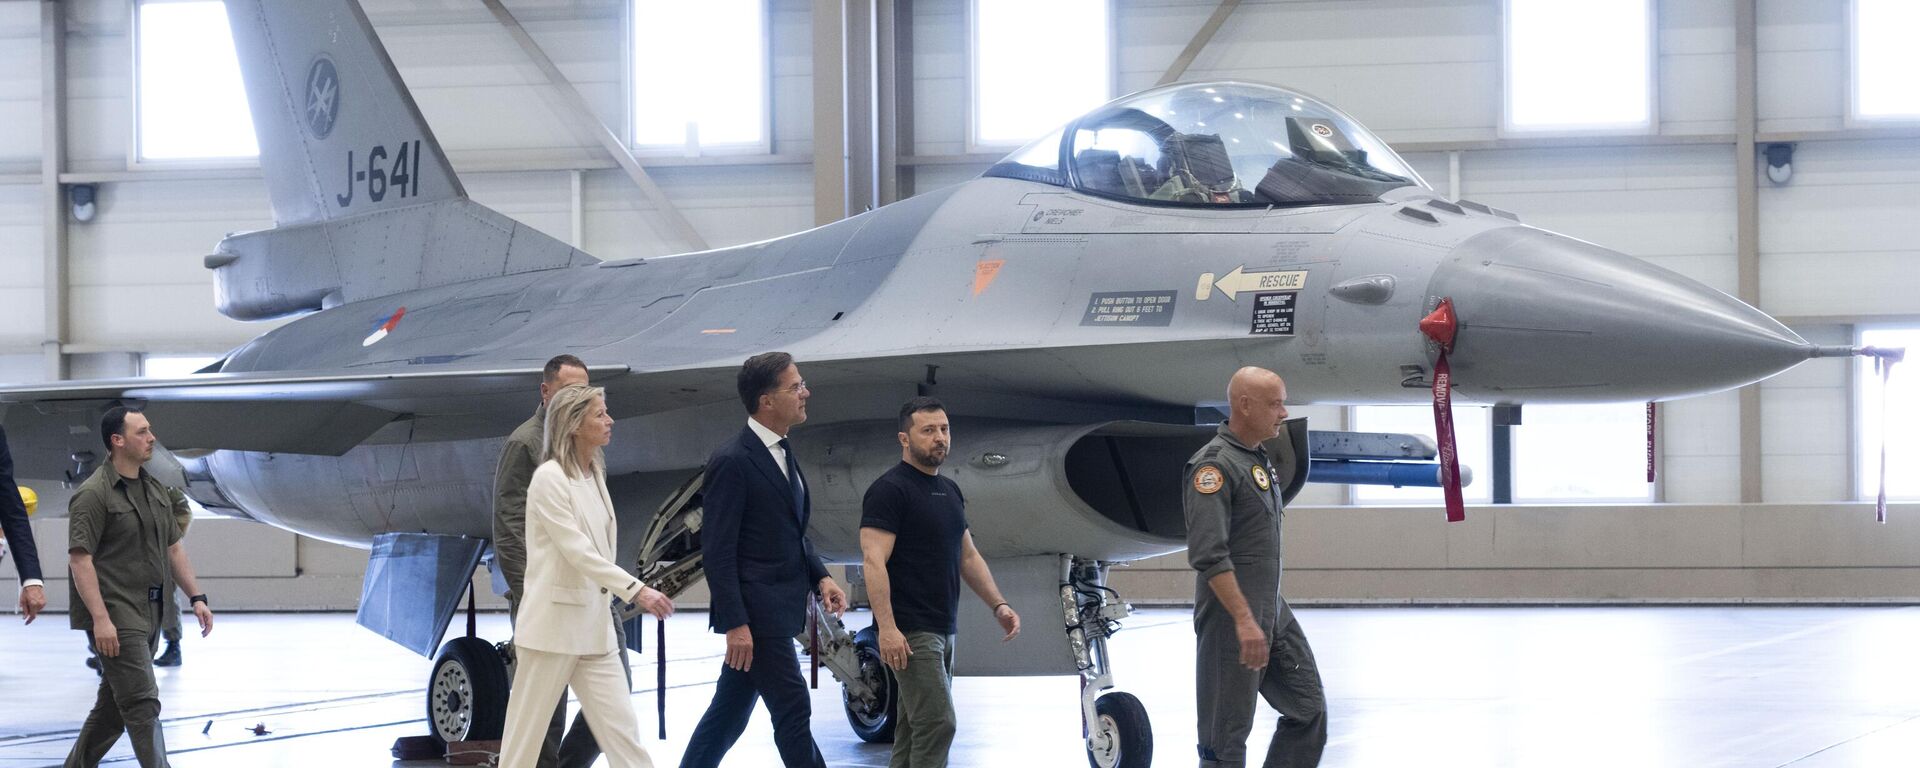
[984, 82, 1426, 208]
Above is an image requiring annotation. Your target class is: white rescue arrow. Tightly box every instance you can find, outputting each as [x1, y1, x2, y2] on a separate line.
[1211, 266, 1308, 301]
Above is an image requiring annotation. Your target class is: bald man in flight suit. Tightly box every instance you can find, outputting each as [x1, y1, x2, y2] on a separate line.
[1185, 367, 1326, 768]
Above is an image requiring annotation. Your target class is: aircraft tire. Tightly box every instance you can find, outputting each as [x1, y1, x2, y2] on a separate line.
[843, 626, 899, 742]
[1085, 691, 1151, 768]
[427, 636, 509, 746]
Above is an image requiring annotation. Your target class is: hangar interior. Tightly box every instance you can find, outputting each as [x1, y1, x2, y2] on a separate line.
[2, 1, 1918, 767]
[3, 0, 1912, 611]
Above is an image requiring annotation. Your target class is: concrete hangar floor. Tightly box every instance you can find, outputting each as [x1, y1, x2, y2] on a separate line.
[2, 606, 1916, 767]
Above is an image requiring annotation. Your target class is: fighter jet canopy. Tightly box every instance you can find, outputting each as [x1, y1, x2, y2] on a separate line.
[985, 81, 1427, 208]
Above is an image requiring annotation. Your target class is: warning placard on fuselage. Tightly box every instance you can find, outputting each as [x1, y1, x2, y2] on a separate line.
[1250, 292, 1297, 335]
[1083, 291, 1177, 327]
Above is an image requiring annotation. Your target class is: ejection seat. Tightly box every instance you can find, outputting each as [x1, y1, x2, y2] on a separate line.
[1151, 133, 1248, 204]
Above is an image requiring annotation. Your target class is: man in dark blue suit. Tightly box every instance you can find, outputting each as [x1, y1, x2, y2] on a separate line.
[1, 425, 47, 624]
[680, 351, 848, 768]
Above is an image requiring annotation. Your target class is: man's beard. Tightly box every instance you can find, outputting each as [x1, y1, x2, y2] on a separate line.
[911, 443, 948, 468]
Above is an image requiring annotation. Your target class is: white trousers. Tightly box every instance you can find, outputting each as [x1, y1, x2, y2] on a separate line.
[498, 646, 655, 768]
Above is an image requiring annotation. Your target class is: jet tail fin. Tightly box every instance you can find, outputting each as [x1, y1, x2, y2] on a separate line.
[224, 0, 461, 224]
[211, 0, 596, 320]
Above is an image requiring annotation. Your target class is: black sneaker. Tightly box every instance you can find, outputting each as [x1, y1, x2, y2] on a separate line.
[154, 640, 181, 667]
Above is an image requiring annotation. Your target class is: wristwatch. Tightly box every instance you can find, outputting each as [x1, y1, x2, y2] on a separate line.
[189, 594, 210, 607]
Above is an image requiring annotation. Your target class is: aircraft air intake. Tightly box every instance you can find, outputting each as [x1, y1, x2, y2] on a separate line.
[801, 420, 1236, 563]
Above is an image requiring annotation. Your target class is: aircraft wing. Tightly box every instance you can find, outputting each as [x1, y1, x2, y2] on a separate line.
[0, 365, 632, 471]
[0, 339, 1291, 477]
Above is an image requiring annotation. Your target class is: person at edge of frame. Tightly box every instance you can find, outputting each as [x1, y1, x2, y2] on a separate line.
[1, 424, 47, 625]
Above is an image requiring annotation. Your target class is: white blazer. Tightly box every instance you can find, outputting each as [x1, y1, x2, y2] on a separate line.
[515, 460, 640, 655]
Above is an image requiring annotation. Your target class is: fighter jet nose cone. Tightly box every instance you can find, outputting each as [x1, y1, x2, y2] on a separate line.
[1429, 226, 1809, 402]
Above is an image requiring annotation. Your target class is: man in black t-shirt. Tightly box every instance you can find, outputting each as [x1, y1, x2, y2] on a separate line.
[860, 397, 1021, 768]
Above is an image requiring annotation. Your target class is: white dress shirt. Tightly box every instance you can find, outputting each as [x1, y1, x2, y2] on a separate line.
[0, 540, 34, 588]
[747, 417, 797, 484]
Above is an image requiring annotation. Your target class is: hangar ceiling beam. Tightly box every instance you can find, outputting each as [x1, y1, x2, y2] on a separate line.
[41, 0, 68, 380]
[884, 122, 1920, 169]
[479, 0, 708, 252]
[1735, 0, 1762, 504]
[814, 0, 849, 225]
[846, 0, 877, 216]
[876, 0, 914, 204]
[1157, 0, 1240, 86]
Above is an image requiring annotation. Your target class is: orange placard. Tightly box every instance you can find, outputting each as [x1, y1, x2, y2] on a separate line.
[972, 259, 1005, 297]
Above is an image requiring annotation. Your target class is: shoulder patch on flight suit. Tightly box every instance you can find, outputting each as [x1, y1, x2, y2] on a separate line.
[1251, 465, 1271, 491]
[1193, 465, 1225, 494]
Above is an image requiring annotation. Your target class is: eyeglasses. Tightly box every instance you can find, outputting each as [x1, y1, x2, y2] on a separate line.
[780, 380, 810, 395]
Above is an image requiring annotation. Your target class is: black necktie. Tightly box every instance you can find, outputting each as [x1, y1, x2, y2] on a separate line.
[778, 438, 806, 523]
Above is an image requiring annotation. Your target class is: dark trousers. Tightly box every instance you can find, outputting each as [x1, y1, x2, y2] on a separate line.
[66, 613, 167, 768]
[678, 636, 826, 768]
[161, 589, 181, 644]
[510, 594, 628, 768]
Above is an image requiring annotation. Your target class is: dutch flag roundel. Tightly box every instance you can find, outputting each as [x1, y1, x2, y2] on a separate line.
[363, 307, 406, 347]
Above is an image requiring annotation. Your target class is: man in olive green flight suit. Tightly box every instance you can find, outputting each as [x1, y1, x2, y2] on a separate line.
[493, 353, 631, 768]
[1185, 367, 1325, 768]
[66, 407, 215, 768]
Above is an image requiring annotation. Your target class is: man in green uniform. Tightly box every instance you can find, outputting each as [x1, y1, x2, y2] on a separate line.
[1185, 367, 1324, 768]
[85, 485, 188, 672]
[66, 407, 215, 768]
[493, 353, 626, 768]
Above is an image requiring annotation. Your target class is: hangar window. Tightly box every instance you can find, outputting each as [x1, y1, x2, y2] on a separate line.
[1350, 405, 1493, 505]
[1855, 326, 1917, 501]
[133, 0, 258, 163]
[1501, 0, 1653, 134]
[1512, 403, 1654, 502]
[1850, 0, 1920, 121]
[630, 0, 769, 153]
[142, 354, 221, 378]
[970, 0, 1111, 148]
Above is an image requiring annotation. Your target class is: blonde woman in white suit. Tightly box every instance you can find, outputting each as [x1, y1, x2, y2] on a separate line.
[498, 384, 674, 768]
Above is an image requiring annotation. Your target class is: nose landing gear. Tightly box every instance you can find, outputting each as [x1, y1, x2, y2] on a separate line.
[1063, 555, 1151, 768]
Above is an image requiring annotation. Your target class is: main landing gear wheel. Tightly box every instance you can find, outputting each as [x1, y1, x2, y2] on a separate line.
[427, 637, 509, 746]
[843, 626, 899, 742]
[1086, 691, 1152, 768]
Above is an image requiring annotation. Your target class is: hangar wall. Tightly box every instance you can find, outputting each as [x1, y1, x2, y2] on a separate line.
[1, 0, 1913, 610]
